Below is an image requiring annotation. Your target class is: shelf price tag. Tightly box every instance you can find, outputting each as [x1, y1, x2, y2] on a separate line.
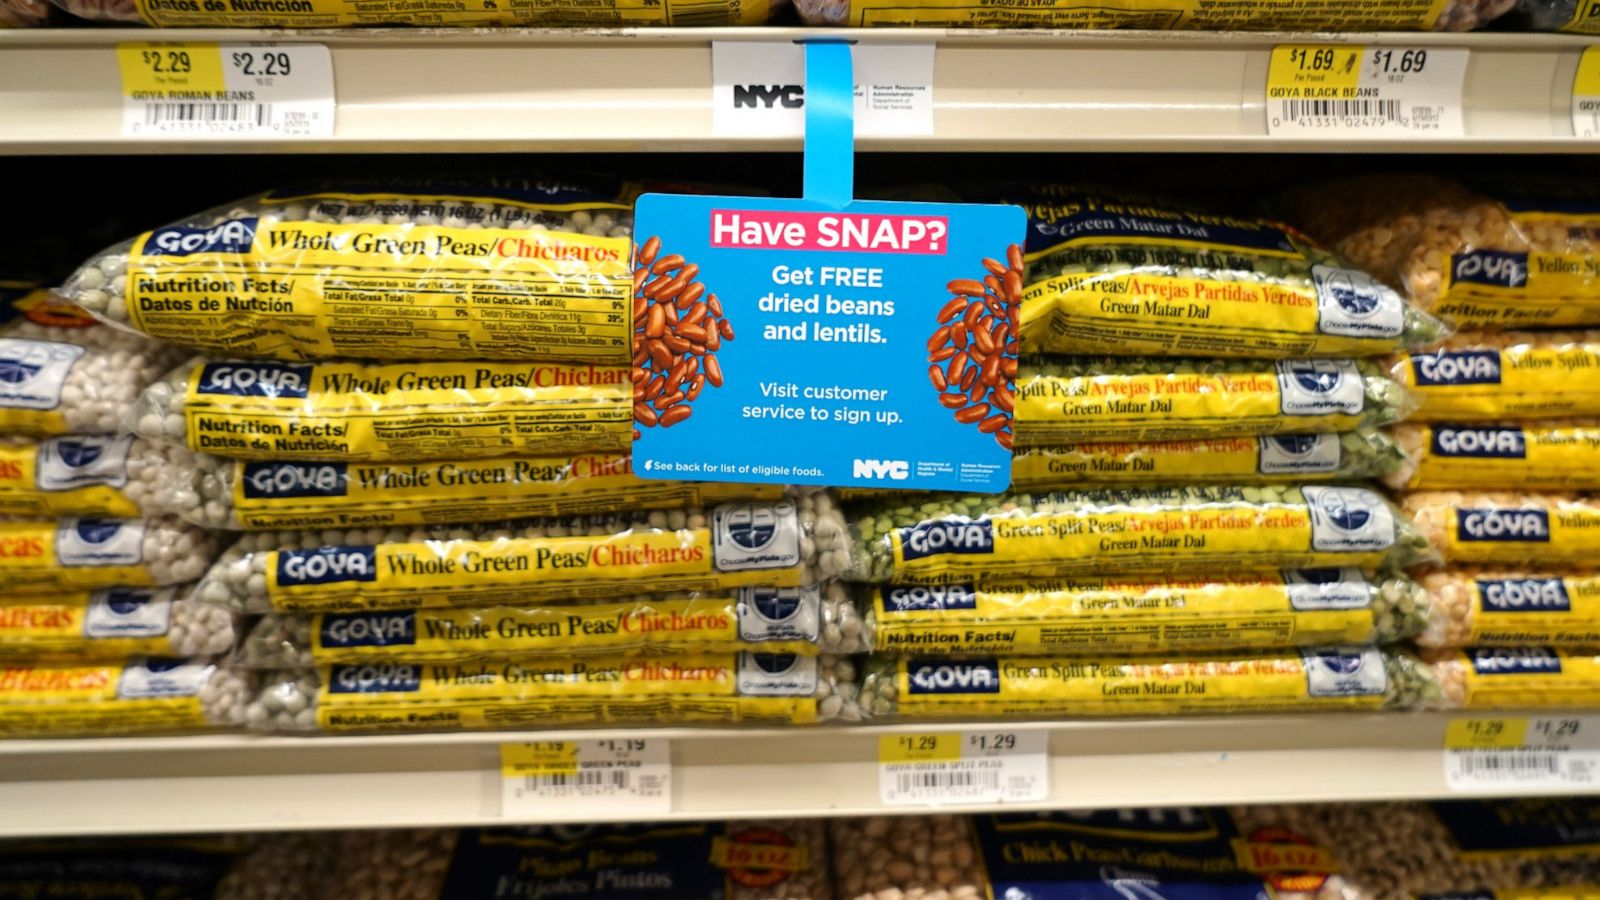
[116, 43, 334, 139]
[1267, 45, 1467, 138]
[1574, 47, 1600, 137]
[499, 739, 671, 816]
[1444, 717, 1600, 792]
[878, 731, 1048, 806]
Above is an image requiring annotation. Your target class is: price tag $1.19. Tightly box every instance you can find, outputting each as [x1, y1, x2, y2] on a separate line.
[116, 42, 334, 139]
[499, 739, 671, 816]
[878, 731, 1047, 806]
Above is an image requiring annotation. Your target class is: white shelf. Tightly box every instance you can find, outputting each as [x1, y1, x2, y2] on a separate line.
[0, 711, 1587, 836]
[0, 27, 1597, 153]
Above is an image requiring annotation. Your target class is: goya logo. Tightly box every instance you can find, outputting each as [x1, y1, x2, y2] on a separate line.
[1451, 250, 1529, 288]
[898, 520, 994, 561]
[243, 462, 349, 500]
[1412, 350, 1502, 386]
[1478, 578, 1571, 612]
[328, 663, 421, 693]
[196, 362, 312, 399]
[1432, 426, 1526, 459]
[1469, 647, 1562, 676]
[906, 658, 1000, 694]
[142, 218, 258, 257]
[882, 584, 978, 612]
[277, 546, 377, 586]
[1457, 508, 1550, 542]
[320, 611, 417, 648]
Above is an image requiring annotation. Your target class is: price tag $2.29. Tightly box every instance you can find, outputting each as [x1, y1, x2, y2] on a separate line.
[116, 42, 335, 139]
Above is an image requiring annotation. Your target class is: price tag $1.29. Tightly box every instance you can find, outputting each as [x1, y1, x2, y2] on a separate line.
[116, 42, 335, 139]
[878, 731, 1047, 806]
[1444, 717, 1600, 791]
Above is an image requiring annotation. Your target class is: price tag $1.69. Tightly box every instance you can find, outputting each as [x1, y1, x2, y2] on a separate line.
[1267, 44, 1467, 138]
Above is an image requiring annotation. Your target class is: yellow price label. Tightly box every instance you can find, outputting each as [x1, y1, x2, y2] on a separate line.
[1578, 48, 1600, 98]
[879, 733, 962, 764]
[499, 741, 579, 777]
[1268, 45, 1364, 94]
[116, 43, 225, 96]
[1445, 717, 1530, 750]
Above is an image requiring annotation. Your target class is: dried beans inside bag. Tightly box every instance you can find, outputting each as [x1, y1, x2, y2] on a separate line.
[793, 0, 1513, 31]
[60, 179, 640, 363]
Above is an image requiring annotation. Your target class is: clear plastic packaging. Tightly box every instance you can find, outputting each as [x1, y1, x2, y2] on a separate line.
[832, 815, 985, 900]
[1403, 491, 1600, 566]
[1013, 428, 1405, 490]
[1417, 568, 1600, 648]
[1424, 646, 1600, 709]
[1002, 184, 1446, 359]
[792, 0, 1513, 30]
[0, 435, 165, 518]
[1014, 357, 1413, 445]
[193, 494, 848, 613]
[0, 658, 251, 737]
[0, 587, 236, 660]
[844, 486, 1435, 584]
[59, 182, 643, 363]
[866, 570, 1431, 655]
[233, 582, 866, 667]
[247, 653, 864, 733]
[0, 517, 217, 594]
[1387, 421, 1600, 490]
[1231, 799, 1600, 900]
[857, 647, 1437, 719]
[49, 0, 777, 25]
[1391, 330, 1600, 421]
[1282, 175, 1600, 329]
[320, 823, 834, 900]
[0, 315, 186, 439]
[132, 357, 632, 462]
[138, 445, 781, 530]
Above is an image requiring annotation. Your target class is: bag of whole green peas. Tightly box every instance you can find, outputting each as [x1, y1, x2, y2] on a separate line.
[844, 486, 1436, 584]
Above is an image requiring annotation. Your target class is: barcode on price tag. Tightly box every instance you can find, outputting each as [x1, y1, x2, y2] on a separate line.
[116, 43, 334, 139]
[878, 731, 1047, 806]
[1444, 717, 1600, 792]
[1267, 45, 1467, 138]
[499, 739, 670, 816]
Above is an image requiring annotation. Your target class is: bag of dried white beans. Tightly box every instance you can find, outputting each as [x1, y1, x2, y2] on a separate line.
[0, 517, 217, 594]
[194, 494, 848, 614]
[997, 183, 1445, 359]
[1402, 491, 1600, 566]
[0, 586, 237, 660]
[0, 435, 165, 518]
[132, 358, 632, 462]
[248, 653, 864, 733]
[0, 293, 186, 438]
[1284, 175, 1600, 329]
[233, 582, 866, 668]
[59, 179, 641, 363]
[793, 0, 1511, 30]
[1387, 420, 1600, 490]
[1417, 567, 1600, 648]
[319, 823, 833, 900]
[0, 658, 251, 737]
[137, 444, 782, 530]
[1390, 330, 1600, 421]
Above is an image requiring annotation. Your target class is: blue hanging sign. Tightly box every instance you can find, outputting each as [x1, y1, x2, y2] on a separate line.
[631, 42, 1024, 492]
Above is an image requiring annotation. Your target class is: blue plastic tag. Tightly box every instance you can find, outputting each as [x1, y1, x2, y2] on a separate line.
[631, 42, 1024, 492]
